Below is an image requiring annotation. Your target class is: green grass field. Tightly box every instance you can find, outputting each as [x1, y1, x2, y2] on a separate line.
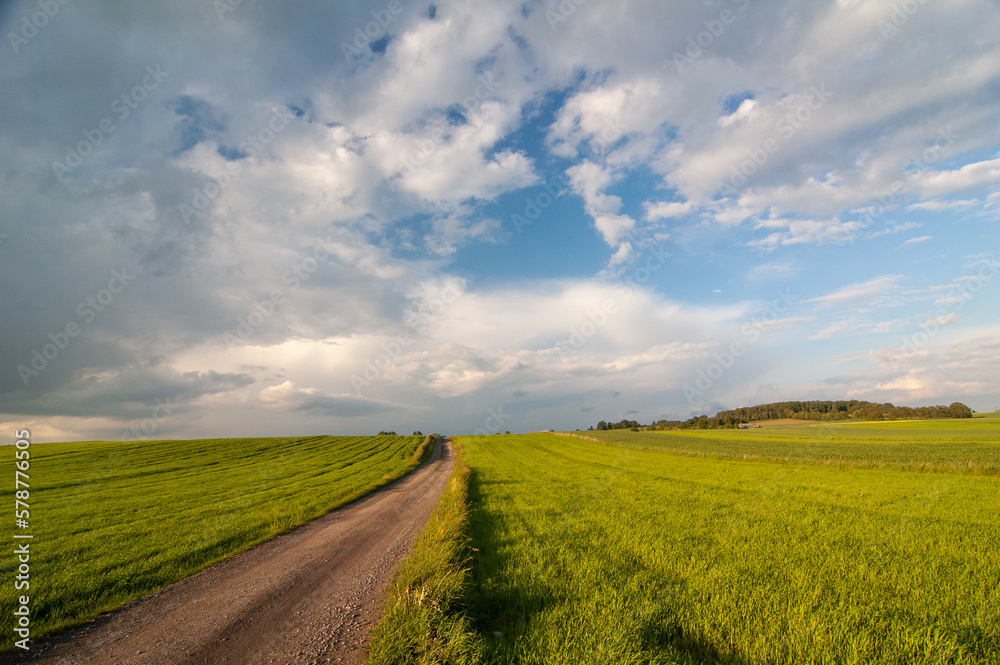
[461, 420, 1000, 663]
[579, 414, 1000, 475]
[1, 434, 427, 648]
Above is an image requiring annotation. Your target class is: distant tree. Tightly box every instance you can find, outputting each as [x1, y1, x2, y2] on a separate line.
[948, 402, 973, 418]
[643, 399, 975, 430]
[412, 431, 423, 436]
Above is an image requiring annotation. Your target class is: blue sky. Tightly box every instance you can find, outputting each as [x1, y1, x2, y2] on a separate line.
[1, 0, 998, 441]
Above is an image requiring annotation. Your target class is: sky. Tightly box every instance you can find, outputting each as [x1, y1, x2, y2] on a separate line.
[1, 0, 998, 442]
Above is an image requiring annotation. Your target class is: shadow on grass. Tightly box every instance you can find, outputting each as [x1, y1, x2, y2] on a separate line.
[464, 469, 558, 644]
[464, 468, 755, 664]
[638, 609, 764, 665]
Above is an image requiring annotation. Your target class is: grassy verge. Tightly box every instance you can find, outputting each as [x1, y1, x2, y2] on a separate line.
[2, 434, 427, 649]
[367, 438, 481, 665]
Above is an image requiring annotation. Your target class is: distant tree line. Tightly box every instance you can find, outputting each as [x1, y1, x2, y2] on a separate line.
[592, 400, 973, 431]
[593, 419, 642, 431]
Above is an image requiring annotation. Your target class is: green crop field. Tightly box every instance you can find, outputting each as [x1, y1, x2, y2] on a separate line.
[460, 420, 1000, 664]
[1, 434, 426, 648]
[580, 414, 1000, 475]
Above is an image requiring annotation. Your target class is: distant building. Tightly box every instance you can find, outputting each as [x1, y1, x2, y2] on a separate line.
[738, 423, 761, 429]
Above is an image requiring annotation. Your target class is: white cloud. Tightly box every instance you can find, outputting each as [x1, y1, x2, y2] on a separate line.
[906, 199, 977, 212]
[747, 261, 796, 281]
[644, 200, 692, 220]
[900, 235, 933, 246]
[567, 160, 637, 248]
[915, 158, 1000, 198]
[608, 242, 633, 266]
[259, 381, 395, 416]
[425, 215, 504, 256]
[750, 217, 863, 248]
[864, 221, 923, 239]
[809, 318, 871, 341]
[717, 99, 758, 128]
[806, 275, 903, 310]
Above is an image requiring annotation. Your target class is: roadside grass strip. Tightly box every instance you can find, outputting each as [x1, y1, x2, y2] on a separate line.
[368, 439, 482, 665]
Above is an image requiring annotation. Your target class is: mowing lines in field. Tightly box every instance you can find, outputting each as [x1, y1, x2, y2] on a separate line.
[2, 435, 423, 648]
[589, 421, 1000, 475]
[464, 432, 1000, 663]
[520, 433, 630, 583]
[182, 437, 306, 560]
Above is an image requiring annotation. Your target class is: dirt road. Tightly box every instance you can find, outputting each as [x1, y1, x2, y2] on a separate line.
[10, 438, 453, 665]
